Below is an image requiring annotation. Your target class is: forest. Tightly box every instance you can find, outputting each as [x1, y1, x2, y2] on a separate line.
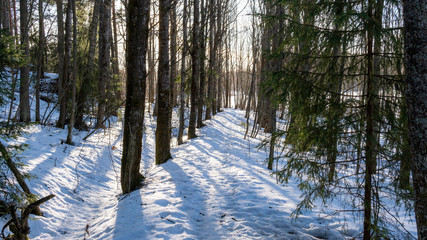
[0, 0, 426, 239]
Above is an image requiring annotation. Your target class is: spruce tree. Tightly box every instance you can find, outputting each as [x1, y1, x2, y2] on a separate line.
[263, 0, 410, 237]
[403, 0, 427, 237]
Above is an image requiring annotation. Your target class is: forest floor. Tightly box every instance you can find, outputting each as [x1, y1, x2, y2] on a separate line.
[0, 72, 416, 239]
[1, 107, 364, 240]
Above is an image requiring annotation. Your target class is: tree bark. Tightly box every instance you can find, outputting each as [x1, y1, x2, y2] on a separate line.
[56, 0, 66, 128]
[12, 0, 17, 38]
[205, 0, 215, 120]
[35, 0, 46, 123]
[0, 0, 11, 33]
[403, 0, 427, 238]
[156, 0, 172, 165]
[121, 0, 150, 194]
[61, 0, 73, 128]
[216, 2, 223, 113]
[178, 0, 188, 145]
[258, 1, 276, 134]
[266, 4, 283, 169]
[66, 0, 77, 145]
[148, 16, 155, 104]
[188, 0, 200, 139]
[97, 0, 112, 128]
[327, 3, 346, 182]
[0, 141, 41, 215]
[197, 0, 207, 128]
[19, 0, 30, 123]
[363, 1, 374, 238]
[170, 1, 177, 109]
[76, 0, 99, 130]
[225, 34, 230, 109]
[245, 1, 258, 121]
[111, 0, 121, 102]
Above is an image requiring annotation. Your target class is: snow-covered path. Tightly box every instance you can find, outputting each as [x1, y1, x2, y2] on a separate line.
[12, 109, 352, 239]
[17, 124, 123, 239]
[131, 110, 348, 240]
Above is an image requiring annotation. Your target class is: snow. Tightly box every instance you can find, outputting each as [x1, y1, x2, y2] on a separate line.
[1, 107, 360, 240]
[0, 72, 416, 239]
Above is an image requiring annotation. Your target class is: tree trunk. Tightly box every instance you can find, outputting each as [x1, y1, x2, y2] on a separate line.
[0, 141, 41, 215]
[258, 1, 277, 134]
[363, 1, 374, 238]
[403, 0, 427, 238]
[205, 0, 215, 120]
[97, 0, 112, 128]
[169, 0, 177, 142]
[19, 0, 30, 123]
[5, 195, 54, 240]
[327, 3, 346, 182]
[245, 2, 258, 120]
[111, 0, 121, 101]
[216, 53, 222, 113]
[60, 0, 73, 128]
[188, 0, 200, 139]
[56, 0, 66, 128]
[7, 0, 12, 35]
[148, 17, 155, 104]
[121, 0, 150, 194]
[156, 0, 172, 165]
[0, 0, 11, 33]
[0, 0, 7, 30]
[225, 34, 230, 109]
[76, 0, 99, 130]
[212, 0, 223, 116]
[266, 4, 283, 169]
[66, 0, 77, 145]
[197, 0, 207, 128]
[12, 0, 17, 38]
[170, 1, 177, 110]
[35, 0, 46, 123]
[177, 0, 188, 145]
[215, 2, 223, 113]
